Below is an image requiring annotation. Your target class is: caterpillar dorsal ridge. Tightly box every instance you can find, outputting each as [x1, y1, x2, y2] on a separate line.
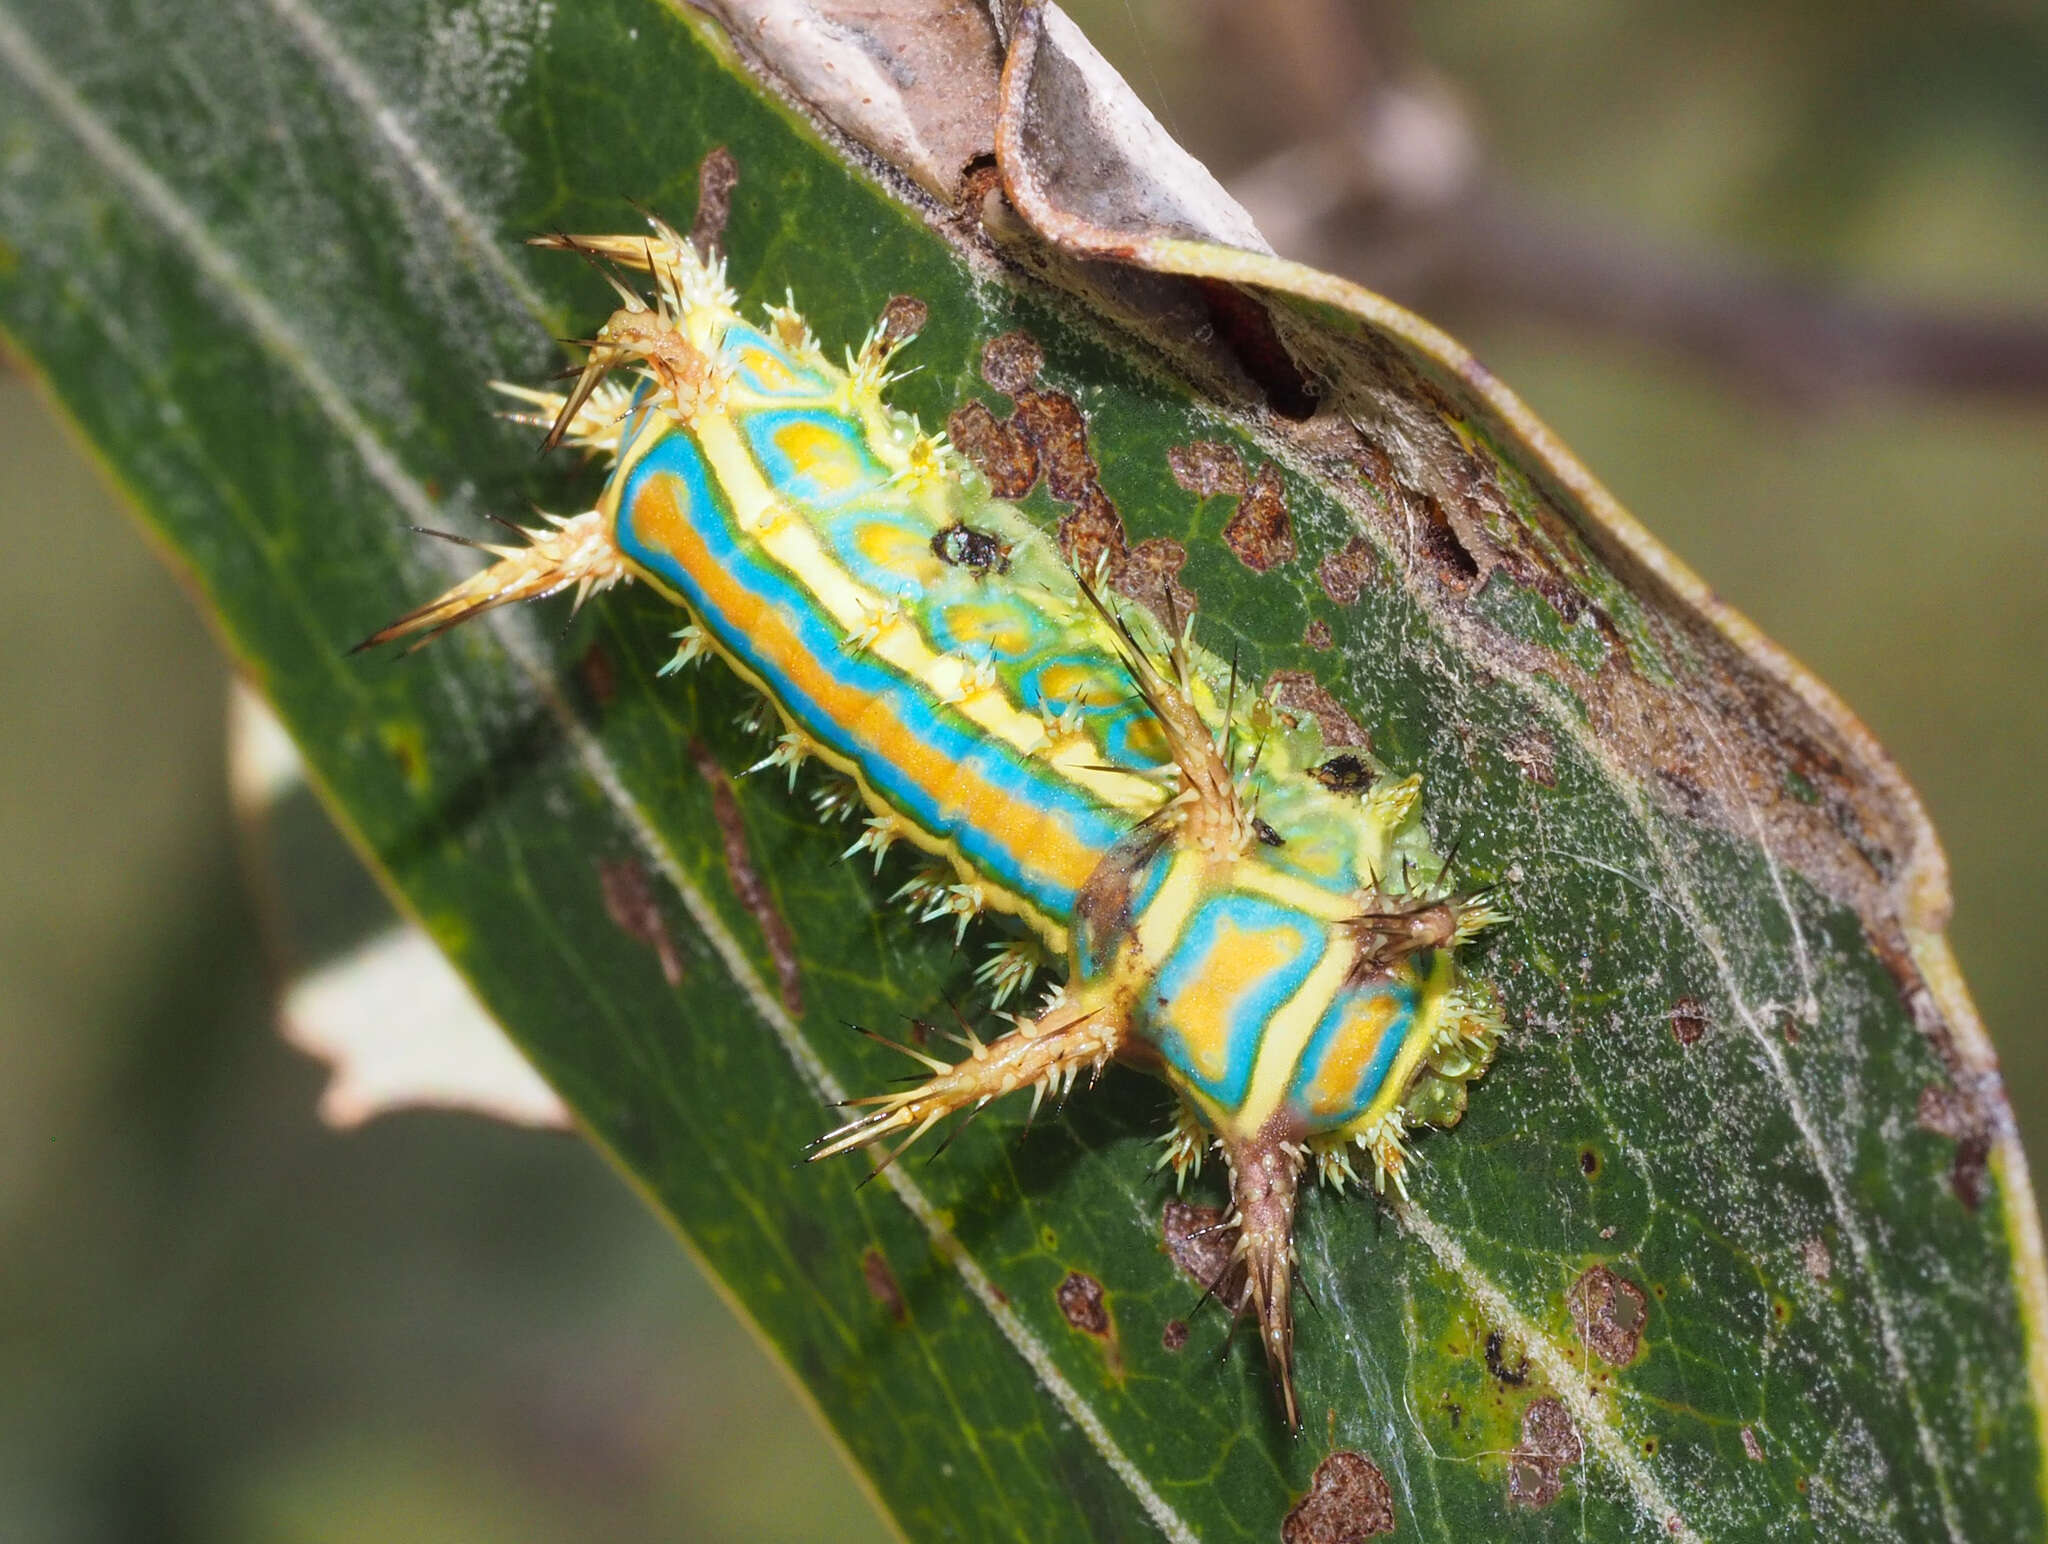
[361, 206, 1506, 1428]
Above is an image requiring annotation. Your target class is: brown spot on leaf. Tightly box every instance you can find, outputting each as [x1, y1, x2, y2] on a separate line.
[1568, 1265, 1648, 1365]
[862, 1248, 905, 1324]
[1952, 1136, 1991, 1210]
[1057, 1271, 1111, 1337]
[1484, 1330, 1528, 1386]
[1013, 390, 1097, 500]
[576, 641, 617, 708]
[597, 858, 684, 988]
[1917, 1081, 1994, 1209]
[688, 146, 739, 257]
[1057, 486, 1129, 576]
[1438, 448, 1514, 584]
[979, 330, 1043, 395]
[947, 400, 1039, 499]
[953, 379, 1181, 635]
[1167, 440, 1248, 498]
[878, 294, 928, 349]
[1507, 1398, 1583, 1509]
[1669, 996, 1708, 1047]
[1112, 537, 1196, 623]
[1161, 1319, 1189, 1351]
[1283, 1451, 1396, 1542]
[1268, 670, 1370, 750]
[1918, 1084, 1971, 1138]
[1161, 1200, 1247, 1310]
[688, 739, 803, 1016]
[1317, 538, 1378, 605]
[1742, 1426, 1765, 1462]
[1304, 619, 1333, 650]
[1903, 936, 1992, 1210]
[1802, 1236, 1832, 1282]
[1223, 462, 1295, 572]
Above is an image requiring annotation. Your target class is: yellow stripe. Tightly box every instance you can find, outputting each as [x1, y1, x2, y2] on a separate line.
[1130, 852, 1207, 972]
[1236, 937, 1359, 1133]
[1232, 863, 1366, 923]
[1355, 950, 1456, 1130]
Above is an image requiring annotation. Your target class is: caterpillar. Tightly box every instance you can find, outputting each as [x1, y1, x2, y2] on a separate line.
[360, 210, 1505, 1426]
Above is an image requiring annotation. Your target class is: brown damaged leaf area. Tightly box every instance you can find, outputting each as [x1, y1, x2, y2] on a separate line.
[1568, 1264, 1650, 1366]
[1221, 461, 1295, 572]
[1283, 1451, 1397, 1542]
[1166, 439, 1249, 498]
[1338, 382, 1928, 956]
[1276, 344, 1985, 1110]
[1115, 537, 1196, 622]
[1267, 670, 1370, 751]
[954, 336, 1216, 621]
[688, 739, 804, 1016]
[1918, 1083, 1993, 1210]
[1316, 537, 1380, 606]
[799, 0, 1956, 1068]
[596, 856, 686, 988]
[1055, 1269, 1124, 1378]
[1507, 1398, 1584, 1509]
[687, 144, 739, 257]
[1669, 995, 1709, 1047]
[979, 329, 1044, 395]
[877, 293, 930, 349]
[1166, 440, 1296, 572]
[1161, 1199, 1247, 1311]
[978, 2, 2004, 1163]
[1056, 1270, 1111, 1336]
[862, 1247, 906, 1324]
[947, 399, 1039, 499]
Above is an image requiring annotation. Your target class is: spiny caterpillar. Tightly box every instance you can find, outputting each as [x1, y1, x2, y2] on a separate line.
[361, 211, 1506, 1426]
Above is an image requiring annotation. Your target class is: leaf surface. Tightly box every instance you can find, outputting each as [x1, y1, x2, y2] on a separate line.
[2, 2, 2043, 1539]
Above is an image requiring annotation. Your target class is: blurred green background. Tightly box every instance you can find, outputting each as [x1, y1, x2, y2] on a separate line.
[3, 2, 2042, 1539]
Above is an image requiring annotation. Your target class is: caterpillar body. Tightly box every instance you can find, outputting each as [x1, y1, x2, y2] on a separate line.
[362, 212, 1505, 1426]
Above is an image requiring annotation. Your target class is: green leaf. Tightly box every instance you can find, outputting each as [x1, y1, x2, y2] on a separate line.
[4, 2, 2045, 1540]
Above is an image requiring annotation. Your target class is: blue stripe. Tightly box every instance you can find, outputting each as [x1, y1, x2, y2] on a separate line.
[1289, 973, 1420, 1128]
[738, 406, 888, 510]
[724, 323, 832, 398]
[615, 430, 1128, 918]
[1148, 893, 1326, 1111]
[818, 501, 938, 598]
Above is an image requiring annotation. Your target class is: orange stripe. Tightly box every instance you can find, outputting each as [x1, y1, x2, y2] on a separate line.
[629, 477, 1106, 913]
